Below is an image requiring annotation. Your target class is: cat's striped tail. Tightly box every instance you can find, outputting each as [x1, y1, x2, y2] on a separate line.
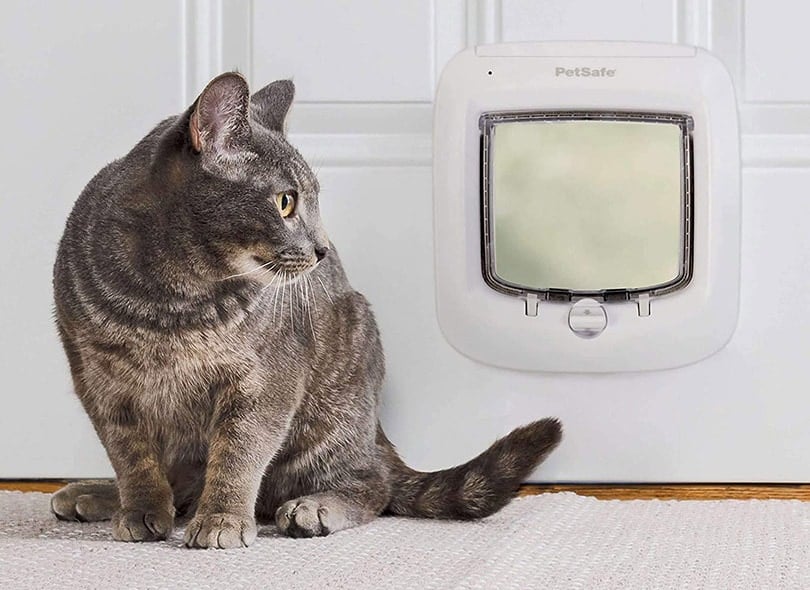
[384, 418, 562, 520]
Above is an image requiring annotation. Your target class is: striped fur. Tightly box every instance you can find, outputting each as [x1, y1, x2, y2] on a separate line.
[385, 419, 562, 520]
[50, 73, 562, 548]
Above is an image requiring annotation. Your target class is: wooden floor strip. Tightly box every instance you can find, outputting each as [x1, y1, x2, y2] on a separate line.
[3, 481, 810, 500]
[0, 481, 67, 493]
[519, 484, 810, 501]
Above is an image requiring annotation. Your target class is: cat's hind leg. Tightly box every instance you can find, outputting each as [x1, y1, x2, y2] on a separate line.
[51, 481, 119, 522]
[274, 480, 389, 538]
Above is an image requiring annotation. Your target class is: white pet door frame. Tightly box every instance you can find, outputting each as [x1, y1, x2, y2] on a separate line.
[433, 42, 741, 372]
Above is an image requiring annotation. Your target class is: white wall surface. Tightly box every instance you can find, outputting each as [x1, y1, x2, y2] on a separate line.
[2, 0, 809, 481]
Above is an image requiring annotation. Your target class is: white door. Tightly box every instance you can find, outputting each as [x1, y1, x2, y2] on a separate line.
[2, 0, 809, 481]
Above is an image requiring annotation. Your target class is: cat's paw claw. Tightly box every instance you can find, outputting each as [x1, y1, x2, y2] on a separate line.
[184, 512, 256, 549]
[112, 508, 174, 542]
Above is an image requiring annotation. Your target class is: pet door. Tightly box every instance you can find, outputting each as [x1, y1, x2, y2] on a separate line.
[432, 42, 740, 372]
[481, 112, 693, 318]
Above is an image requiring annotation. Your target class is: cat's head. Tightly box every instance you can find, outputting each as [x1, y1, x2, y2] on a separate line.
[157, 72, 329, 286]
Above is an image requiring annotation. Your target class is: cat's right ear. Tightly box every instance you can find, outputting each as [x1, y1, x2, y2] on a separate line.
[188, 72, 251, 156]
[250, 80, 295, 134]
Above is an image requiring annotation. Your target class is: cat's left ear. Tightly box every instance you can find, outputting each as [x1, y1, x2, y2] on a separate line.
[189, 72, 251, 155]
[250, 80, 295, 134]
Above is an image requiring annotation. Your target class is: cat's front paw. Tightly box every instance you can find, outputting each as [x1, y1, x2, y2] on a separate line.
[111, 508, 174, 542]
[276, 498, 335, 538]
[51, 481, 119, 522]
[184, 512, 257, 549]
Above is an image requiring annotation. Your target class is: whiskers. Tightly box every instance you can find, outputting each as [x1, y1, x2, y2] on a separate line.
[230, 261, 335, 337]
[316, 276, 334, 305]
[303, 274, 315, 336]
[258, 267, 333, 340]
[220, 257, 333, 341]
[221, 259, 277, 281]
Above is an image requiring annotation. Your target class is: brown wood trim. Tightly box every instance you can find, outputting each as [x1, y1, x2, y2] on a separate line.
[2, 481, 810, 500]
[0, 480, 69, 493]
[519, 484, 810, 501]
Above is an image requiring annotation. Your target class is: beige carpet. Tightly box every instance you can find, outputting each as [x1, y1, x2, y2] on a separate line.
[1, 490, 809, 589]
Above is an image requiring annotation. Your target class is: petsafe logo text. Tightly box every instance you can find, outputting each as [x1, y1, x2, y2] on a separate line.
[555, 67, 616, 78]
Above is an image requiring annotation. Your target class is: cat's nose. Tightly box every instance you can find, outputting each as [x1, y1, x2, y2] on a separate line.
[314, 246, 329, 261]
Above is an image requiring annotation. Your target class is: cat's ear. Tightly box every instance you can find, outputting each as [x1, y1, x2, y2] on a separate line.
[189, 72, 251, 154]
[250, 80, 295, 134]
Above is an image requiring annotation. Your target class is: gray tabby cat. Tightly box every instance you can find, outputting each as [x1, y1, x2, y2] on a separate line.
[50, 72, 562, 549]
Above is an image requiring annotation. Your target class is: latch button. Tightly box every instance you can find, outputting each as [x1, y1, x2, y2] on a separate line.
[568, 298, 607, 338]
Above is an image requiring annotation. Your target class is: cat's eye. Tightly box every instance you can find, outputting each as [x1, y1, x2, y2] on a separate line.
[275, 190, 297, 218]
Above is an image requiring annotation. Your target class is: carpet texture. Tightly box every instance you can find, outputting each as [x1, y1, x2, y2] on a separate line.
[1, 491, 809, 589]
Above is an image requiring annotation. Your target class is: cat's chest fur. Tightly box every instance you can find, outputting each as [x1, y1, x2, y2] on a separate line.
[85, 324, 258, 436]
[137, 329, 249, 394]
